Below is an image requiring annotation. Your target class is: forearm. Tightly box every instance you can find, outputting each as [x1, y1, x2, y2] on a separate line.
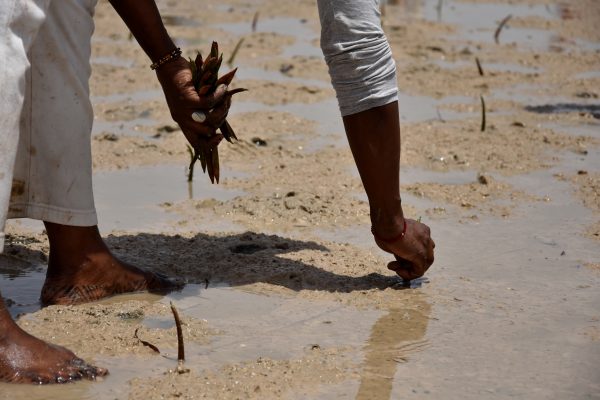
[343, 101, 404, 237]
[108, 0, 175, 62]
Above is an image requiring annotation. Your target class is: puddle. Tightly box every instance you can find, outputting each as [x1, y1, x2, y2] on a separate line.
[165, 285, 386, 363]
[525, 103, 600, 119]
[433, 59, 542, 74]
[232, 92, 471, 151]
[402, 167, 477, 185]
[217, 17, 322, 58]
[0, 262, 44, 317]
[574, 70, 600, 80]
[1, 151, 598, 399]
[492, 83, 600, 116]
[544, 122, 600, 138]
[482, 62, 542, 74]
[236, 66, 329, 88]
[0, 282, 432, 400]
[6, 164, 247, 236]
[309, 147, 600, 399]
[93, 165, 246, 232]
[92, 118, 157, 138]
[387, 0, 600, 52]
[92, 90, 162, 105]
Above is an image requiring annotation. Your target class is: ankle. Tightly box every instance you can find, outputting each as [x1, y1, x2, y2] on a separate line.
[44, 223, 109, 271]
[45, 223, 104, 250]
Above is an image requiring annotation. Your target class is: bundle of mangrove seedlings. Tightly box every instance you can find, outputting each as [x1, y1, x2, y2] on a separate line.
[188, 41, 246, 184]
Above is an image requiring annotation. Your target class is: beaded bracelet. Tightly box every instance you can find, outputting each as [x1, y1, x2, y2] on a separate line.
[150, 47, 182, 70]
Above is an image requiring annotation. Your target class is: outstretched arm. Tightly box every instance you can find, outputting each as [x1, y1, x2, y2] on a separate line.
[318, 0, 435, 280]
[108, 0, 228, 149]
[343, 102, 434, 280]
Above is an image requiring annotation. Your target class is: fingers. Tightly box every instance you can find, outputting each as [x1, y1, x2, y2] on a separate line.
[206, 96, 231, 128]
[196, 84, 228, 109]
[180, 88, 232, 145]
[425, 237, 435, 266]
[387, 259, 422, 281]
[377, 218, 435, 281]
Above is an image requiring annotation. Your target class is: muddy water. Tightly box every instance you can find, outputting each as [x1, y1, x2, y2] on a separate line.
[312, 153, 600, 398]
[390, 0, 600, 51]
[93, 165, 247, 232]
[11, 165, 247, 234]
[0, 277, 430, 400]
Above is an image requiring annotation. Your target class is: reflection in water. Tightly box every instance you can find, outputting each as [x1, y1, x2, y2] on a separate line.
[356, 297, 431, 400]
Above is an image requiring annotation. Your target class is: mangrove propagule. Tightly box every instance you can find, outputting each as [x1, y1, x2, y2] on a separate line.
[187, 41, 247, 184]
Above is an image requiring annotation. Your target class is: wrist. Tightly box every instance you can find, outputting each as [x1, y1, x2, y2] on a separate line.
[370, 198, 404, 237]
[371, 216, 406, 240]
[372, 218, 407, 243]
[150, 47, 182, 70]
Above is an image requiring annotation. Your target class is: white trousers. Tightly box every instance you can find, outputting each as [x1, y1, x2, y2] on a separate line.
[317, 0, 398, 116]
[0, 0, 98, 252]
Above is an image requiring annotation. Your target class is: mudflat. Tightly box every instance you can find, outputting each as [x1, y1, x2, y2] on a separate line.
[1, 0, 598, 398]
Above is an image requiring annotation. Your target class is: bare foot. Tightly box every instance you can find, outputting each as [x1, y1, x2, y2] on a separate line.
[41, 255, 182, 305]
[0, 299, 107, 384]
[40, 223, 183, 306]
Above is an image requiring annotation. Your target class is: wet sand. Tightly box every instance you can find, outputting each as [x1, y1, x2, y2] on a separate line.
[1, 0, 599, 398]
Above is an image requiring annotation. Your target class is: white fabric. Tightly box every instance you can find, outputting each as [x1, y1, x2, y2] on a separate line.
[317, 0, 399, 116]
[0, 0, 98, 253]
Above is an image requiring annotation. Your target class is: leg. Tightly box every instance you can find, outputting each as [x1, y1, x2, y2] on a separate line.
[0, 0, 106, 384]
[0, 0, 49, 253]
[8, 0, 182, 305]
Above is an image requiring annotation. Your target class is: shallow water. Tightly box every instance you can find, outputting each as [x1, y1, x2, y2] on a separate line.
[93, 165, 246, 232]
[311, 152, 600, 399]
[218, 17, 322, 58]
[434, 59, 543, 74]
[11, 165, 247, 234]
[389, 0, 600, 52]
[0, 280, 432, 400]
[3, 142, 597, 400]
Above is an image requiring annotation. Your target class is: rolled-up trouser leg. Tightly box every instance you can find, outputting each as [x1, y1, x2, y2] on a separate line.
[0, 0, 51, 253]
[8, 0, 99, 231]
[317, 0, 398, 117]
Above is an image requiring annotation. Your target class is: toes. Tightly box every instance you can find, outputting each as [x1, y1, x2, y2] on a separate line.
[54, 370, 79, 384]
[69, 358, 109, 381]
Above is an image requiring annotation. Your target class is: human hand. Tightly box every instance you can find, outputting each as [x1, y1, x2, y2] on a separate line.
[155, 56, 230, 150]
[373, 219, 435, 281]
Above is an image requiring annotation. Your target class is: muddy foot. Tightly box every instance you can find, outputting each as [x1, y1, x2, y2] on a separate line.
[41, 254, 183, 306]
[0, 322, 107, 384]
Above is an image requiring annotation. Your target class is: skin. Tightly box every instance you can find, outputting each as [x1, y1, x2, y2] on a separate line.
[0, 0, 228, 384]
[0, 295, 107, 384]
[343, 101, 435, 281]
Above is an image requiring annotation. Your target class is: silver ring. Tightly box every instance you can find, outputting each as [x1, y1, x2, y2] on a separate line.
[191, 111, 206, 123]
